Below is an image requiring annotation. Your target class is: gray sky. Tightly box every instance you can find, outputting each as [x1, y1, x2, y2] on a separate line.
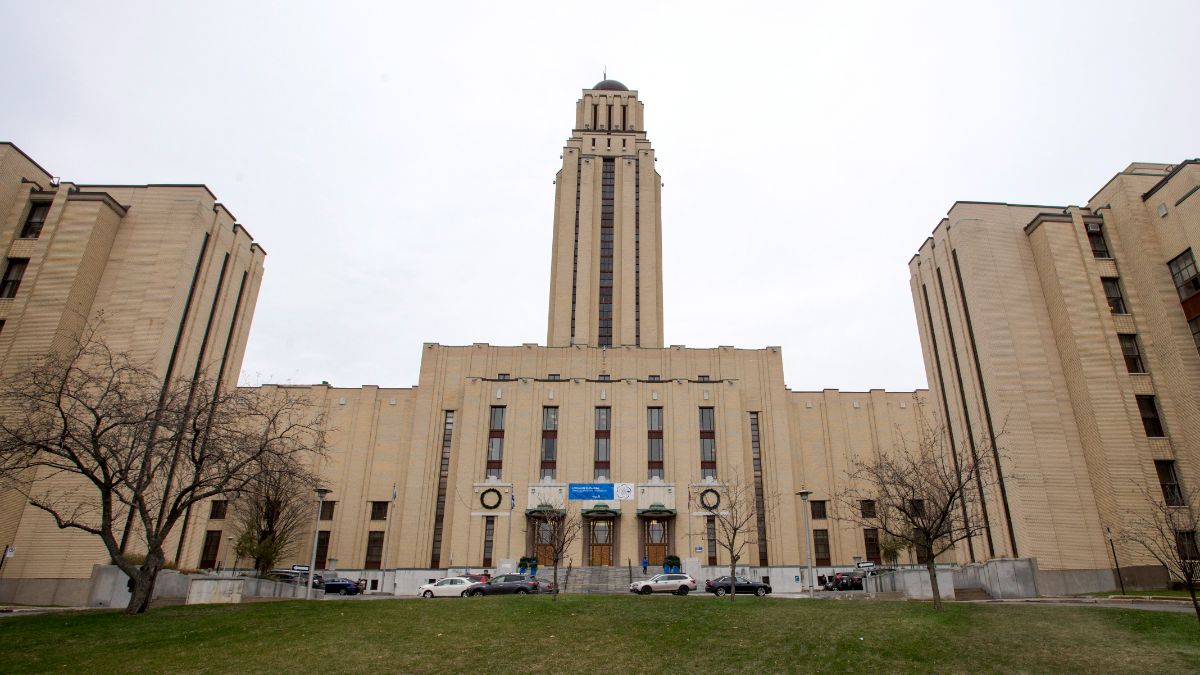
[3, 1, 1197, 392]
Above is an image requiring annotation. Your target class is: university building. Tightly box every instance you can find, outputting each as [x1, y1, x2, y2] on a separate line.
[0, 82, 1194, 602]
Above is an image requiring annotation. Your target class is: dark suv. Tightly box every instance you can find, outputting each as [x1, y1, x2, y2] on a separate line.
[468, 574, 540, 596]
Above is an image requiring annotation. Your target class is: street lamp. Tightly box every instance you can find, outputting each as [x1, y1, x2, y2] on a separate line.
[796, 489, 815, 598]
[230, 535, 241, 576]
[307, 487, 332, 600]
[226, 535, 235, 576]
[1106, 527, 1126, 595]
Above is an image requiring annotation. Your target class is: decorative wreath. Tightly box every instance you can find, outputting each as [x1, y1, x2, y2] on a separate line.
[699, 489, 721, 511]
[480, 488, 503, 510]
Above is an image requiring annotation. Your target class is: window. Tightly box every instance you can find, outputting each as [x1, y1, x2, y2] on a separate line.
[706, 516, 718, 566]
[370, 501, 388, 520]
[486, 406, 505, 479]
[813, 529, 831, 566]
[547, 373, 561, 380]
[698, 407, 716, 480]
[909, 499, 926, 517]
[199, 530, 222, 569]
[647, 407, 664, 480]
[1118, 334, 1146, 374]
[810, 500, 827, 520]
[598, 158, 615, 347]
[648, 374, 661, 381]
[482, 516, 496, 567]
[209, 500, 228, 520]
[748, 412, 769, 566]
[0, 259, 29, 299]
[1177, 531, 1200, 561]
[1087, 223, 1110, 259]
[864, 528, 881, 565]
[541, 406, 558, 480]
[497, 373, 511, 380]
[598, 373, 611, 381]
[20, 202, 49, 239]
[860, 500, 877, 519]
[315, 531, 330, 569]
[1156, 460, 1185, 506]
[698, 374, 710, 382]
[430, 410, 455, 568]
[364, 531, 384, 570]
[1101, 277, 1127, 314]
[1137, 395, 1166, 437]
[319, 500, 336, 520]
[594, 407, 611, 480]
[1189, 317, 1200, 355]
[1168, 249, 1200, 300]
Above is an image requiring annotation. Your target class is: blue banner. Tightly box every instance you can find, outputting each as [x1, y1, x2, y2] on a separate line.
[568, 483, 615, 500]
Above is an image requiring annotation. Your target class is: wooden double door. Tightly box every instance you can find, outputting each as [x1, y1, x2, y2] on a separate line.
[644, 519, 670, 566]
[588, 519, 614, 566]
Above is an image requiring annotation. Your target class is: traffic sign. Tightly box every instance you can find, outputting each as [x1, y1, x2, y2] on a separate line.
[856, 561, 875, 569]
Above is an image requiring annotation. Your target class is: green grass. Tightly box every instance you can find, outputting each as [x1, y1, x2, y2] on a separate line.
[1, 595, 1197, 674]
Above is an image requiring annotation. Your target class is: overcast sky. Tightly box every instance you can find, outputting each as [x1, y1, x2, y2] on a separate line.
[3, 1, 1197, 392]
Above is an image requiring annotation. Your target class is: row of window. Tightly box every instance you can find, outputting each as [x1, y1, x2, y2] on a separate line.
[494, 373, 712, 382]
[198, 529, 385, 571]
[208, 499, 391, 522]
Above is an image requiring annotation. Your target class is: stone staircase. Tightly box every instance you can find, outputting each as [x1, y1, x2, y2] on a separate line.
[560, 565, 638, 594]
[954, 587, 992, 601]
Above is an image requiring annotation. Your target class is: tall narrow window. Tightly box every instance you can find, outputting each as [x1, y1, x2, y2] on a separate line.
[864, 528, 881, 565]
[430, 411, 455, 568]
[1118, 334, 1146, 374]
[199, 530, 221, 569]
[699, 407, 716, 479]
[20, 202, 49, 239]
[706, 516, 718, 565]
[1189, 316, 1200, 355]
[1136, 395, 1166, 437]
[541, 407, 558, 480]
[1102, 277, 1127, 314]
[319, 501, 336, 520]
[635, 155, 641, 345]
[813, 529, 831, 566]
[1176, 531, 1200, 561]
[1156, 460, 1185, 506]
[482, 516, 496, 567]
[749, 412, 769, 566]
[0, 259, 29, 299]
[647, 407, 664, 480]
[370, 501, 388, 520]
[810, 500, 827, 520]
[860, 500, 877, 519]
[486, 406, 505, 479]
[597, 158, 615, 347]
[594, 407, 611, 480]
[364, 531, 384, 570]
[1168, 249, 1200, 300]
[209, 500, 227, 519]
[1086, 223, 1110, 259]
[314, 531, 330, 569]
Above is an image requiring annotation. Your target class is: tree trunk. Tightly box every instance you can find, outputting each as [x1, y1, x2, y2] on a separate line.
[729, 560, 737, 601]
[126, 549, 164, 614]
[925, 555, 942, 610]
[1188, 585, 1199, 625]
[552, 562, 560, 601]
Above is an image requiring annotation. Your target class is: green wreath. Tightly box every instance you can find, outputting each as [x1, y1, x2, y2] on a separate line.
[699, 489, 721, 511]
[480, 488, 503, 510]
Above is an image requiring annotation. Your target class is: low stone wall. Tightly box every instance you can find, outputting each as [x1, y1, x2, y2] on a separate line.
[187, 578, 244, 604]
[87, 566, 199, 608]
[0, 577, 91, 607]
[954, 558, 1039, 599]
[866, 569, 956, 600]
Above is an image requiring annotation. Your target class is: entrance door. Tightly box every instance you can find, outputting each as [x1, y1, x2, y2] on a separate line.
[588, 520, 613, 566]
[645, 519, 668, 566]
[534, 520, 555, 566]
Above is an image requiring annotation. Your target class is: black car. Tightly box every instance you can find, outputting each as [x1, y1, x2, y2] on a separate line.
[323, 578, 363, 595]
[467, 573, 541, 596]
[823, 572, 865, 591]
[705, 575, 772, 597]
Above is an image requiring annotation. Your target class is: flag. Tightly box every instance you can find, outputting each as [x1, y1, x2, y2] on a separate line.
[391, 484, 397, 502]
[510, 492, 516, 510]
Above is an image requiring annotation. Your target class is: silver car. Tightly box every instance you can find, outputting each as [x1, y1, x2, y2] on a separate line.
[630, 573, 697, 595]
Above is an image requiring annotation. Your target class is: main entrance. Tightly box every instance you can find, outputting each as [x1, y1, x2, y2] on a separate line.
[588, 520, 613, 566]
[644, 519, 669, 566]
[534, 520, 555, 565]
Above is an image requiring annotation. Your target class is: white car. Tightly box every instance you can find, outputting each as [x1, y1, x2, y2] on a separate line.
[417, 576, 482, 598]
[630, 573, 697, 595]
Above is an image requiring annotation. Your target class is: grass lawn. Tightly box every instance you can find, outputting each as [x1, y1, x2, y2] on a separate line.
[1, 595, 1198, 674]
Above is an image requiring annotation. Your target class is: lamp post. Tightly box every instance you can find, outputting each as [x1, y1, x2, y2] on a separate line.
[796, 489, 815, 598]
[307, 487, 332, 600]
[1106, 527, 1126, 595]
[226, 535, 235, 576]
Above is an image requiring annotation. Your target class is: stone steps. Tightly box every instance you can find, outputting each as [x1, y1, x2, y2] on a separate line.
[559, 565, 639, 594]
[955, 587, 992, 601]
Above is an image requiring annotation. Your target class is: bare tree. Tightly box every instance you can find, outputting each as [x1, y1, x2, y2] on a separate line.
[232, 455, 320, 575]
[704, 471, 776, 601]
[837, 419, 998, 609]
[528, 504, 583, 601]
[1122, 484, 1200, 624]
[0, 325, 327, 614]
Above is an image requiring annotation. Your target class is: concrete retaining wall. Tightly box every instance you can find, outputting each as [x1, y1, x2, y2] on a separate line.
[87, 566, 199, 608]
[187, 578, 244, 604]
[0, 577, 91, 606]
[953, 558, 1039, 599]
[867, 569, 956, 600]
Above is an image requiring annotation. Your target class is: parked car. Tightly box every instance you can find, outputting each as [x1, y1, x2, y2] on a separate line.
[823, 572, 865, 591]
[630, 573, 697, 595]
[466, 573, 541, 596]
[705, 575, 772, 597]
[462, 573, 492, 584]
[323, 578, 363, 595]
[535, 579, 557, 593]
[266, 570, 323, 588]
[418, 576, 482, 598]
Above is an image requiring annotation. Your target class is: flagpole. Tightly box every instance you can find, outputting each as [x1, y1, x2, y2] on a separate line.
[382, 484, 397, 587]
[505, 489, 515, 571]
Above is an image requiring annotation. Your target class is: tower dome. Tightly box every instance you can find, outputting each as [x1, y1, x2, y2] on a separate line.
[592, 79, 629, 91]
